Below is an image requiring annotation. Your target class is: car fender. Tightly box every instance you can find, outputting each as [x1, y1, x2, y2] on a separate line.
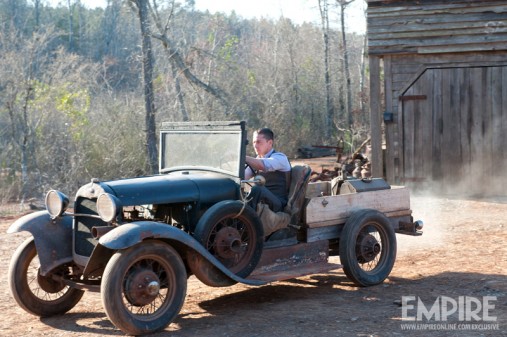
[98, 221, 265, 286]
[7, 211, 73, 276]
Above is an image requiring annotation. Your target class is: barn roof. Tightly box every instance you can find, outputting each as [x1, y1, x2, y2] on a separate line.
[367, 0, 507, 55]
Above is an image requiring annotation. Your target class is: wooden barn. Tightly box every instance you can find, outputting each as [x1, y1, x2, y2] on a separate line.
[366, 0, 507, 196]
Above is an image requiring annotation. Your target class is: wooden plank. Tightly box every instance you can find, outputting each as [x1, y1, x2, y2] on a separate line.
[384, 55, 396, 183]
[459, 68, 472, 187]
[470, 67, 484, 186]
[305, 209, 413, 230]
[502, 67, 507, 187]
[432, 69, 443, 181]
[490, 67, 502, 192]
[418, 42, 507, 54]
[440, 68, 453, 191]
[410, 71, 425, 181]
[368, 33, 507, 49]
[452, 68, 464, 187]
[402, 86, 415, 181]
[306, 181, 331, 198]
[483, 67, 494, 180]
[366, 1, 507, 55]
[305, 187, 411, 227]
[419, 70, 432, 182]
[367, 2, 507, 17]
[368, 20, 507, 35]
[368, 12, 507, 29]
[399, 95, 427, 101]
[369, 24, 507, 42]
[369, 56, 383, 178]
[306, 225, 342, 242]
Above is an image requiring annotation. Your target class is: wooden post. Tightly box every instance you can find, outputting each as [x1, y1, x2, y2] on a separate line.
[369, 56, 383, 178]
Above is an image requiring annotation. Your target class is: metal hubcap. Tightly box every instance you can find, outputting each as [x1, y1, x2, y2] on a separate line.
[357, 233, 381, 263]
[125, 269, 161, 306]
[37, 268, 66, 293]
[215, 227, 243, 259]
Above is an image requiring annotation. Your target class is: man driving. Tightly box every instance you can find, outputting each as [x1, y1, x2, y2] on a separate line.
[245, 128, 291, 212]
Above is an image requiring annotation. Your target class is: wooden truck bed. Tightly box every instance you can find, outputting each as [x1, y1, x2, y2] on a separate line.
[302, 181, 412, 242]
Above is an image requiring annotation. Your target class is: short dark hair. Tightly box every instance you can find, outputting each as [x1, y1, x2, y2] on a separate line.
[255, 128, 274, 141]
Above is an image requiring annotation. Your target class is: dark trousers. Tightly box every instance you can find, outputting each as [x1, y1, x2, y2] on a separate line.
[247, 185, 286, 212]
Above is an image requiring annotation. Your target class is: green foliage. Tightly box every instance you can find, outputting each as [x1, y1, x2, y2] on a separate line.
[219, 35, 239, 61]
[54, 86, 91, 140]
[247, 69, 256, 86]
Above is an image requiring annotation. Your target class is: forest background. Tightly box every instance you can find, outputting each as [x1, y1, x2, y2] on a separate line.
[0, 0, 369, 205]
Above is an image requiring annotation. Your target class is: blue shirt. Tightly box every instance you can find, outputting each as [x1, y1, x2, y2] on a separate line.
[245, 149, 291, 178]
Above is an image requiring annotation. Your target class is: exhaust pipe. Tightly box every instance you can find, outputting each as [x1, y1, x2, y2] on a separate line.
[397, 220, 423, 236]
[414, 220, 424, 231]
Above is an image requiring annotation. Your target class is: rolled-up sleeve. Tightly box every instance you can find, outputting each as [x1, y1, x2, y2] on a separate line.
[262, 152, 291, 172]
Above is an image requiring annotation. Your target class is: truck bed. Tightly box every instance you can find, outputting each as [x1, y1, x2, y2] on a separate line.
[304, 181, 412, 229]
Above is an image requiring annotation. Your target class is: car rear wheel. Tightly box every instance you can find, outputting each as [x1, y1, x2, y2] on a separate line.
[101, 240, 187, 335]
[339, 209, 397, 286]
[193, 200, 263, 278]
[8, 238, 84, 316]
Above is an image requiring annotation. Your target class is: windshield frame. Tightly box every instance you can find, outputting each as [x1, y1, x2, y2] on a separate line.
[159, 121, 247, 179]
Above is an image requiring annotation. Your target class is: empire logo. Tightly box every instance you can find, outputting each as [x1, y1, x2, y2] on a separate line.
[401, 296, 497, 322]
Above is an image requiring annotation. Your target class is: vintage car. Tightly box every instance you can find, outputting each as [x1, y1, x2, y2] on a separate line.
[7, 121, 422, 335]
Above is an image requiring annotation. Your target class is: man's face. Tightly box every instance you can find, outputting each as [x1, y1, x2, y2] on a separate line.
[252, 132, 272, 157]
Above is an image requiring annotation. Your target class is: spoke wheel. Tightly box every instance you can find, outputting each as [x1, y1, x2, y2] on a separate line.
[193, 200, 263, 278]
[339, 210, 397, 286]
[8, 238, 84, 316]
[101, 240, 187, 335]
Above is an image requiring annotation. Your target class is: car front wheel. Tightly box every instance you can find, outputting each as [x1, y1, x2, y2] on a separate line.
[8, 238, 84, 316]
[101, 240, 187, 335]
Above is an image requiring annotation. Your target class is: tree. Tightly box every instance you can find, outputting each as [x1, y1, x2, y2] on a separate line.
[336, 0, 356, 131]
[130, 0, 158, 173]
[318, 0, 333, 139]
[148, 1, 230, 111]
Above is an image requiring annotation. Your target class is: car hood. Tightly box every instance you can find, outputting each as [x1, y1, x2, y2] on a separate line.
[80, 171, 240, 206]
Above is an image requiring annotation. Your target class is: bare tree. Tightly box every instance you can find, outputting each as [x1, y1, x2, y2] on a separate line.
[1, 29, 50, 204]
[148, 0, 230, 111]
[318, 0, 333, 139]
[130, 0, 158, 174]
[66, 0, 76, 51]
[337, 0, 355, 130]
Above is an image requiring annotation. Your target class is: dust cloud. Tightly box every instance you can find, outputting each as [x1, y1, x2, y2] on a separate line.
[396, 192, 451, 253]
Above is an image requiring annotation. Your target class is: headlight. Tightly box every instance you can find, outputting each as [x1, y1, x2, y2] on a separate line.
[97, 193, 122, 222]
[45, 190, 70, 219]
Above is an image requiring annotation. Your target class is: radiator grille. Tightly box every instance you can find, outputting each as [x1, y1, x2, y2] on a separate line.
[74, 197, 107, 257]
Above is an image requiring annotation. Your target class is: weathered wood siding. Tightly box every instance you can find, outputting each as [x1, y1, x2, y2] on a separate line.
[367, 0, 507, 55]
[383, 53, 507, 186]
[367, 0, 507, 195]
[400, 63, 507, 195]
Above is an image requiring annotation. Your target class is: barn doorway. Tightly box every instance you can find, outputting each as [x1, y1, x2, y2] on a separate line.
[401, 66, 507, 196]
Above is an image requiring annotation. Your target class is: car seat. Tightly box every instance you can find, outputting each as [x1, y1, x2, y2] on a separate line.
[258, 164, 312, 236]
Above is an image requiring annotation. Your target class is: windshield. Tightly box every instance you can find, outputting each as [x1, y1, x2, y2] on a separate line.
[159, 122, 246, 177]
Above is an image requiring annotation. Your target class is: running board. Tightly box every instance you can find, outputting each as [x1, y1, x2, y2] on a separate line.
[247, 240, 342, 283]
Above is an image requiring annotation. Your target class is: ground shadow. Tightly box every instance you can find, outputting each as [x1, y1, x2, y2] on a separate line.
[166, 271, 507, 337]
[29, 271, 507, 336]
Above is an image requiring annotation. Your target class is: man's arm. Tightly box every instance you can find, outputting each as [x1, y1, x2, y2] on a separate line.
[245, 156, 265, 171]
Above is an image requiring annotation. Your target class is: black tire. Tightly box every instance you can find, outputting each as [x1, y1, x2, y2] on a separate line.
[193, 200, 263, 278]
[101, 240, 187, 335]
[339, 209, 397, 286]
[8, 238, 84, 316]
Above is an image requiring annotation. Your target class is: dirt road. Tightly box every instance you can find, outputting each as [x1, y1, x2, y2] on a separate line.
[1, 193, 506, 336]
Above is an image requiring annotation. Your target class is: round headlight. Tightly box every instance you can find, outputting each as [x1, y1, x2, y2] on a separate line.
[97, 193, 122, 223]
[45, 190, 70, 218]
